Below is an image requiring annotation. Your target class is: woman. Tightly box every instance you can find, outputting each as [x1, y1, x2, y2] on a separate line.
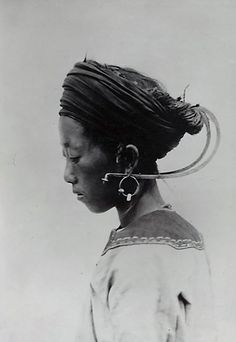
[59, 59, 219, 342]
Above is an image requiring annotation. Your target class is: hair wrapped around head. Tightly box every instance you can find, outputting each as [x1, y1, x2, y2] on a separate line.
[59, 60, 207, 163]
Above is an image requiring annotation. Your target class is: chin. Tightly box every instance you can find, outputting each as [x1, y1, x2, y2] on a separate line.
[84, 202, 114, 214]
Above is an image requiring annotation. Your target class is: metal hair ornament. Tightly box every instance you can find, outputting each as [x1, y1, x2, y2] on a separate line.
[101, 108, 220, 182]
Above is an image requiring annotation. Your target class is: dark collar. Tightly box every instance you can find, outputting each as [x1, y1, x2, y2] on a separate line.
[102, 210, 204, 255]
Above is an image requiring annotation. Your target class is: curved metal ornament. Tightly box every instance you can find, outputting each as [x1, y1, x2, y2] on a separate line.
[118, 176, 140, 202]
[102, 109, 220, 181]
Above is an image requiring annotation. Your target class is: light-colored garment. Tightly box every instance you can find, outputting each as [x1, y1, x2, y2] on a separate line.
[78, 210, 216, 342]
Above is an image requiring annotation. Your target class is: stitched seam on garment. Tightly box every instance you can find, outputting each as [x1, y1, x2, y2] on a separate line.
[102, 236, 204, 256]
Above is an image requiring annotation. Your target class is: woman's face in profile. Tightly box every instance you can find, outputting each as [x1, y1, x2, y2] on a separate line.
[59, 116, 119, 213]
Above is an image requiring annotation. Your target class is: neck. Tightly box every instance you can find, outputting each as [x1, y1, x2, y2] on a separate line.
[116, 180, 166, 227]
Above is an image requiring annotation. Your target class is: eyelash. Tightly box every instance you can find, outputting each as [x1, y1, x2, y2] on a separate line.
[62, 154, 80, 165]
[69, 157, 80, 164]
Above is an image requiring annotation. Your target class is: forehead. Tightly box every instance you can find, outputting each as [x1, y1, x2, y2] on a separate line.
[59, 116, 89, 150]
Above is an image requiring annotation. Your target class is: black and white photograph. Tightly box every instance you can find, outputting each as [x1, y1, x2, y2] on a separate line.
[1, 1, 235, 341]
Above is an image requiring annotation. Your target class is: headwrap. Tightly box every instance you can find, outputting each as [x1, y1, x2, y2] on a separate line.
[59, 60, 204, 160]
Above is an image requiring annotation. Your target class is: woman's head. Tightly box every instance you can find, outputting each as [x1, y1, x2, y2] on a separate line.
[59, 59, 206, 211]
[59, 59, 204, 172]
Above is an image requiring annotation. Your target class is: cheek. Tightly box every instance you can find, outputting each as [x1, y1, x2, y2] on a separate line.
[84, 168, 119, 202]
[73, 163, 109, 196]
[79, 154, 115, 183]
[79, 165, 107, 185]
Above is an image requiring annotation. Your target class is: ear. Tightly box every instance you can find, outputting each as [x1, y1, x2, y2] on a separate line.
[115, 144, 139, 174]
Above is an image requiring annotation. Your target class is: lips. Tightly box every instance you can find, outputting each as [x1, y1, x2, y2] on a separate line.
[73, 191, 84, 200]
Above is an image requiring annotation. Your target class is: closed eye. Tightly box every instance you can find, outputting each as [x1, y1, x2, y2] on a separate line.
[69, 156, 80, 164]
[62, 150, 80, 164]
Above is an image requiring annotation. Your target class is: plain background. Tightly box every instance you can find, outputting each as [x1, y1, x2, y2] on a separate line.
[0, 0, 235, 341]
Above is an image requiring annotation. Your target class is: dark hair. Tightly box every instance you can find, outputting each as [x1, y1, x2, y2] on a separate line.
[60, 60, 204, 173]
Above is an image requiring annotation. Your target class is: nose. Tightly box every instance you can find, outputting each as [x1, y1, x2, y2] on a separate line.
[64, 161, 77, 184]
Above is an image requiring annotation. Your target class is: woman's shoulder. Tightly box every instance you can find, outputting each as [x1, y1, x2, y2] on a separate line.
[102, 209, 204, 256]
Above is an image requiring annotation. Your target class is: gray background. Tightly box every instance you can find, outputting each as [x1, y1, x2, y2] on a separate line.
[0, 0, 235, 341]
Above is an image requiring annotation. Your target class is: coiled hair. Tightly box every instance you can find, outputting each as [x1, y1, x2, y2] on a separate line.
[60, 60, 211, 173]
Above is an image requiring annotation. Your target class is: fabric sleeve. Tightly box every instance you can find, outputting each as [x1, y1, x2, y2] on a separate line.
[107, 245, 179, 342]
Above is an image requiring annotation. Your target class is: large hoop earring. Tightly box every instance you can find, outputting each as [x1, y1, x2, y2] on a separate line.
[118, 175, 140, 202]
